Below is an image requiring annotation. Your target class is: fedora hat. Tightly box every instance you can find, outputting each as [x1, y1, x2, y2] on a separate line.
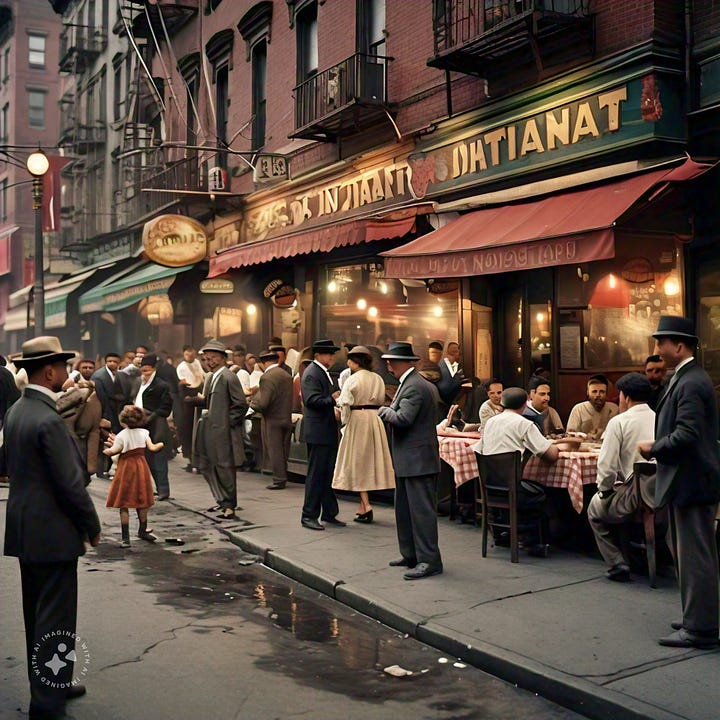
[140, 353, 159, 368]
[258, 350, 279, 362]
[347, 345, 372, 358]
[652, 315, 698, 342]
[381, 341, 420, 361]
[311, 339, 340, 353]
[200, 339, 227, 355]
[13, 336, 77, 369]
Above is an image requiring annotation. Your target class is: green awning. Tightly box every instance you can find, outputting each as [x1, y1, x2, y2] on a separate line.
[45, 269, 96, 329]
[78, 261, 194, 313]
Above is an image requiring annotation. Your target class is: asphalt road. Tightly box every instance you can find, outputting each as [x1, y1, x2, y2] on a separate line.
[0, 486, 584, 720]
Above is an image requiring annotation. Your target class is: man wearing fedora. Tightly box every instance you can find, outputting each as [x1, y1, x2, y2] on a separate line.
[3, 336, 101, 720]
[300, 339, 344, 530]
[192, 340, 247, 519]
[250, 350, 294, 490]
[130, 353, 173, 501]
[639, 316, 720, 649]
[379, 342, 443, 579]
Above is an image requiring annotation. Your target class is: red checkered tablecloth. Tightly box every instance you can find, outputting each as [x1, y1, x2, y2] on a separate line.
[438, 436, 480, 487]
[523, 451, 599, 513]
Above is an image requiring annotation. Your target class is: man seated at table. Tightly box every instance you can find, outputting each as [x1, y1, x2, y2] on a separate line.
[566, 374, 619, 441]
[644, 354, 667, 410]
[586, 372, 656, 582]
[522, 375, 552, 434]
[478, 377, 503, 429]
[474, 387, 559, 554]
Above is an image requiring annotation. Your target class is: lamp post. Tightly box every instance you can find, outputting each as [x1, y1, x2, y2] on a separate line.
[26, 149, 49, 335]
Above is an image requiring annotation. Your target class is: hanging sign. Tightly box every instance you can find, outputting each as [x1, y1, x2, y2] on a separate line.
[142, 214, 207, 267]
[200, 278, 235, 294]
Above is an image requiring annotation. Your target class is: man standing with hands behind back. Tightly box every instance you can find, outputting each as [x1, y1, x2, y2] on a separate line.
[300, 339, 344, 530]
[379, 342, 443, 580]
[3, 336, 101, 720]
[639, 316, 720, 649]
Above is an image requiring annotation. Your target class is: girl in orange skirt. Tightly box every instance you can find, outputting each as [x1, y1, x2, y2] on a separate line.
[105, 405, 165, 548]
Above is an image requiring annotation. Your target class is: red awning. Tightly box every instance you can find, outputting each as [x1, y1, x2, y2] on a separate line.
[209, 208, 426, 277]
[382, 159, 713, 279]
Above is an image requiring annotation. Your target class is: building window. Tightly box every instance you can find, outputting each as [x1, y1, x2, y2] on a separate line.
[0, 103, 8, 143]
[357, 0, 385, 55]
[113, 60, 123, 121]
[205, 30, 233, 170]
[0, 179, 7, 221]
[28, 33, 46, 68]
[4, 47, 10, 82]
[296, 1, 318, 82]
[28, 89, 46, 128]
[178, 53, 201, 148]
[251, 40, 266, 150]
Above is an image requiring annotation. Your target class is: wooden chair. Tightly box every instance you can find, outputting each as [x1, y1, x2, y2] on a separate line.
[475, 450, 546, 563]
[632, 461, 663, 588]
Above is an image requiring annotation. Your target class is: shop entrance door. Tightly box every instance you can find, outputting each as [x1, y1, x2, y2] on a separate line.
[497, 270, 554, 390]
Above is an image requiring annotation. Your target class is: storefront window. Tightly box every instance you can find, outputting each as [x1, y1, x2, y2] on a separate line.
[319, 262, 459, 351]
[697, 258, 720, 395]
[581, 243, 684, 369]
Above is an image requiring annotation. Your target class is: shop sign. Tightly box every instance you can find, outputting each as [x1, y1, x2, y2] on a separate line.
[208, 166, 228, 192]
[104, 278, 175, 307]
[253, 154, 289, 184]
[142, 214, 207, 267]
[200, 278, 234, 294]
[263, 279, 297, 307]
[243, 67, 682, 245]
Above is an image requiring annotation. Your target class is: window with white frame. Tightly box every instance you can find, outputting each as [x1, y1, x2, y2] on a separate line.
[28, 33, 46, 68]
[28, 89, 46, 128]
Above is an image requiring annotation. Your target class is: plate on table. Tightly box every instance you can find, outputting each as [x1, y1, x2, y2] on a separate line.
[554, 436, 584, 452]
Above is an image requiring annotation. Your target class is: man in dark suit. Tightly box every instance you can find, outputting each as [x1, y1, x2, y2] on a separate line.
[130, 353, 173, 500]
[250, 350, 294, 490]
[91, 352, 122, 477]
[436, 340, 464, 413]
[379, 342, 443, 580]
[639, 316, 720, 649]
[300, 339, 344, 530]
[3, 336, 101, 720]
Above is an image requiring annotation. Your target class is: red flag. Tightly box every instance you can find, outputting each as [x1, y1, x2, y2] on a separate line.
[42, 156, 71, 233]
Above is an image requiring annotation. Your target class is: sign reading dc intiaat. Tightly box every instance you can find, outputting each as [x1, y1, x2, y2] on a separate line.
[143, 215, 207, 267]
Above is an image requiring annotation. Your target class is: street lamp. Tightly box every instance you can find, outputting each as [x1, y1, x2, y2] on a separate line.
[26, 149, 49, 334]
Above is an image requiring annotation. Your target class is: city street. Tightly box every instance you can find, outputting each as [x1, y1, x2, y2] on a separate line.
[0, 485, 583, 720]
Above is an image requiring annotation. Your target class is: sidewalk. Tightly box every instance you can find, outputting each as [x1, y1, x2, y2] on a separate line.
[98, 456, 719, 720]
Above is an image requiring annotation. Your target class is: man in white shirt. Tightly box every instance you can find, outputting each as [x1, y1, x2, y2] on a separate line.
[177, 345, 206, 471]
[566, 374, 619, 441]
[586, 372, 655, 582]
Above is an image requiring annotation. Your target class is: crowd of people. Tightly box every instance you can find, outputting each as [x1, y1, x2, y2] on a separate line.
[1, 315, 719, 718]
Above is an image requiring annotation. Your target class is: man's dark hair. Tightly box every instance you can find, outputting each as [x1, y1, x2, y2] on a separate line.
[182, 345, 194, 352]
[645, 354, 661, 365]
[665, 336, 698, 352]
[428, 341, 443, 351]
[232, 344, 246, 354]
[483, 377, 503, 391]
[528, 375, 550, 391]
[588, 374, 609, 386]
[104, 352, 120, 361]
[615, 372, 652, 402]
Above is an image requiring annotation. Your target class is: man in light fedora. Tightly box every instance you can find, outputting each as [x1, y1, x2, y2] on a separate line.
[2, 336, 101, 719]
[639, 316, 720, 649]
[192, 339, 248, 519]
[300, 339, 344, 530]
[379, 341, 443, 579]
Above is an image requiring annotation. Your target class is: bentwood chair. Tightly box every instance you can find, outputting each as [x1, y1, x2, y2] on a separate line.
[475, 450, 546, 563]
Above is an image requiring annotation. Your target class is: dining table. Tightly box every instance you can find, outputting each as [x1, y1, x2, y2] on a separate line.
[436, 430, 600, 513]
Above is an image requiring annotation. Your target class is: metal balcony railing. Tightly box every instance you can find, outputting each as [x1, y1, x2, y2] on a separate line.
[432, 0, 588, 54]
[293, 52, 392, 140]
[59, 24, 108, 72]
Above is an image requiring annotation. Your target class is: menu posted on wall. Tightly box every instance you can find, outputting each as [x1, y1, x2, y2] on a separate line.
[560, 325, 582, 369]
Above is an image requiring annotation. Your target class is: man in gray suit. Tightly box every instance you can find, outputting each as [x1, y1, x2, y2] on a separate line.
[250, 350, 293, 490]
[193, 340, 248, 520]
[379, 342, 443, 580]
[639, 316, 720, 649]
[3, 336, 101, 720]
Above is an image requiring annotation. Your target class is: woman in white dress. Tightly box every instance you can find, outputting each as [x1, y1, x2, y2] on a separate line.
[332, 346, 395, 523]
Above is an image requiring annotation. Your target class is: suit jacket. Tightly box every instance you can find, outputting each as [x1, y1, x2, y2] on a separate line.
[301, 361, 339, 445]
[91, 365, 123, 432]
[436, 360, 463, 408]
[0, 365, 20, 425]
[250, 366, 293, 427]
[379, 369, 441, 478]
[130, 374, 173, 444]
[196, 367, 247, 468]
[651, 359, 720, 508]
[2, 388, 101, 562]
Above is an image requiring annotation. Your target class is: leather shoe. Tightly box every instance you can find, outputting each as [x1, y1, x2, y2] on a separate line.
[403, 562, 443, 580]
[66, 684, 86, 699]
[156, 494, 170, 501]
[607, 563, 631, 582]
[321, 517, 346, 527]
[217, 508, 236, 520]
[266, 481, 286, 490]
[671, 621, 684, 631]
[658, 629, 719, 649]
[388, 557, 416, 568]
[301, 518, 324, 531]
